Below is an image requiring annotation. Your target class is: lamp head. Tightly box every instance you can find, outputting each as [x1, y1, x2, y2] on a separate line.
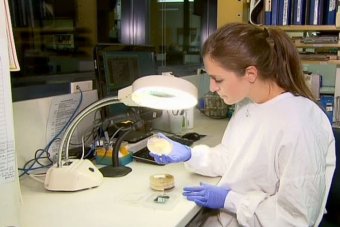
[119, 75, 198, 110]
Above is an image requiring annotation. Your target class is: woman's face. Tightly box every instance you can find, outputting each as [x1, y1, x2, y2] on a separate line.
[203, 55, 253, 105]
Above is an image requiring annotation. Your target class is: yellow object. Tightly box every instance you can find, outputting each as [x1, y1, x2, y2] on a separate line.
[217, 0, 248, 27]
[149, 174, 175, 191]
[95, 141, 133, 166]
[96, 142, 129, 158]
[119, 144, 129, 156]
[96, 147, 113, 157]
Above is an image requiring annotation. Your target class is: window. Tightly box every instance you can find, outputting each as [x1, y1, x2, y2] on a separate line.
[118, 0, 217, 75]
[151, 0, 203, 75]
[9, 0, 216, 101]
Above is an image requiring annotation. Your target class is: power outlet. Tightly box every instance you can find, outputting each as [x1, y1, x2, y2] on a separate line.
[70, 81, 93, 93]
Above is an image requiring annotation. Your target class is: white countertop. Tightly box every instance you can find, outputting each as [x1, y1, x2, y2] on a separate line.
[20, 162, 219, 227]
[19, 110, 228, 227]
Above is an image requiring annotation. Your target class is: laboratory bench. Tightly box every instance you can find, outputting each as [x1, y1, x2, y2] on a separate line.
[19, 110, 228, 227]
[18, 108, 340, 226]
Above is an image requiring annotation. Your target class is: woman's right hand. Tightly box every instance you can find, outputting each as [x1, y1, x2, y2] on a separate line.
[148, 133, 192, 164]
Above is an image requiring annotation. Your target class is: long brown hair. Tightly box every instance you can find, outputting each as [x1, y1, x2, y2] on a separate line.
[202, 23, 315, 101]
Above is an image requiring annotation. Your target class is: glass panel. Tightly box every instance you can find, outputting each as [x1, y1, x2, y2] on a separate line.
[150, 0, 203, 76]
[9, 0, 97, 87]
[9, 0, 215, 101]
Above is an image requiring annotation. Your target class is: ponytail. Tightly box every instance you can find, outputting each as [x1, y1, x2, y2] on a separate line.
[266, 27, 314, 100]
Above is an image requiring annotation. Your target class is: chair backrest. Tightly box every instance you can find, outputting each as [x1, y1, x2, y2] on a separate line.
[321, 127, 340, 225]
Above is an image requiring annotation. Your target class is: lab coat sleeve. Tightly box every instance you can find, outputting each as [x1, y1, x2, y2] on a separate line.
[184, 143, 230, 177]
[184, 102, 243, 177]
[223, 128, 336, 227]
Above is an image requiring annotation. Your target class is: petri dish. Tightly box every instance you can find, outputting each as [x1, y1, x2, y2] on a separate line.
[147, 135, 173, 155]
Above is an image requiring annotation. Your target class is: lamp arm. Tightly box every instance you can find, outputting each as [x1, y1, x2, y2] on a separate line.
[57, 96, 121, 167]
[63, 99, 120, 160]
[112, 127, 135, 167]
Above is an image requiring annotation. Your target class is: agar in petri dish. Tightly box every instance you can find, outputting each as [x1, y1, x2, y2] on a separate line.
[147, 136, 173, 155]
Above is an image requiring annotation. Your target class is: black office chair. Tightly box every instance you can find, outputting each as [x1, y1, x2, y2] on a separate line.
[320, 127, 340, 226]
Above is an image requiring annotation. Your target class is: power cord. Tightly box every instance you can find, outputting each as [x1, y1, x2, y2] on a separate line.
[19, 86, 84, 178]
[96, 126, 124, 162]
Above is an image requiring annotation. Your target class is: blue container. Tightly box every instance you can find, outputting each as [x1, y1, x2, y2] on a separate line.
[320, 95, 334, 124]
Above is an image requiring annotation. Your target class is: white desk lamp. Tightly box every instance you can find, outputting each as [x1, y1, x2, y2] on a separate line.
[44, 75, 198, 191]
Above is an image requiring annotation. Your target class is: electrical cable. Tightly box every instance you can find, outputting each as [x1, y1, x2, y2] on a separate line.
[69, 109, 101, 147]
[109, 126, 125, 143]
[81, 123, 105, 160]
[97, 126, 124, 163]
[28, 173, 45, 183]
[80, 136, 85, 160]
[19, 88, 84, 177]
[84, 147, 95, 159]
[19, 140, 58, 177]
[69, 108, 102, 160]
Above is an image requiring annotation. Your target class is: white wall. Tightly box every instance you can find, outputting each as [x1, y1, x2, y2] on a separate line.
[183, 72, 210, 98]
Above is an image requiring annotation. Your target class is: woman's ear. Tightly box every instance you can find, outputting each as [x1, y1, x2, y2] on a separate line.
[245, 66, 258, 84]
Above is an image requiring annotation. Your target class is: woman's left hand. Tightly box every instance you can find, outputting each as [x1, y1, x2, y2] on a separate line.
[183, 183, 230, 209]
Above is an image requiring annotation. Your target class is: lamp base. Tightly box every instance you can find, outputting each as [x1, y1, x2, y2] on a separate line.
[44, 159, 103, 191]
[99, 165, 132, 177]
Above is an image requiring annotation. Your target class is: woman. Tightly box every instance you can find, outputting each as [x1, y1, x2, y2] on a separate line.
[149, 23, 335, 226]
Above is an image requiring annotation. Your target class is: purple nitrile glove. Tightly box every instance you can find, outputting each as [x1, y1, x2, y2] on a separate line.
[183, 183, 230, 209]
[148, 133, 191, 164]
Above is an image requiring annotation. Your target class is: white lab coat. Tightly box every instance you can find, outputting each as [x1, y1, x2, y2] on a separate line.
[185, 92, 336, 227]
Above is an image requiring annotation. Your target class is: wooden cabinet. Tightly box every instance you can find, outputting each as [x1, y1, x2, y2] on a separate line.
[217, 0, 249, 27]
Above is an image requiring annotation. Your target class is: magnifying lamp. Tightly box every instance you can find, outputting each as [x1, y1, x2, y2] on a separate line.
[44, 75, 198, 191]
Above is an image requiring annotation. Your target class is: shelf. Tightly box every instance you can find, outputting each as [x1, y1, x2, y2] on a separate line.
[294, 39, 340, 48]
[14, 27, 74, 33]
[320, 86, 335, 94]
[257, 25, 340, 65]
[296, 44, 340, 48]
[264, 25, 340, 32]
[301, 60, 340, 65]
[13, 27, 90, 34]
